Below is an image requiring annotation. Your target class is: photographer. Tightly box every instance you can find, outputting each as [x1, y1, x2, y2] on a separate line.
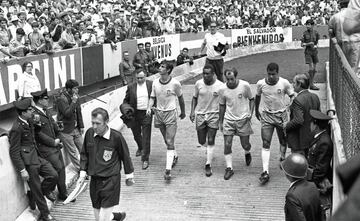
[56, 79, 84, 174]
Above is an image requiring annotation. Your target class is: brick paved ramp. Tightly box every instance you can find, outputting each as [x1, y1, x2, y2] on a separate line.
[51, 85, 326, 221]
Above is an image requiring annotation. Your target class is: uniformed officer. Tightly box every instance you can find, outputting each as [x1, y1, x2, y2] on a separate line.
[301, 19, 320, 90]
[308, 110, 333, 212]
[9, 98, 58, 221]
[77, 107, 134, 221]
[32, 89, 69, 201]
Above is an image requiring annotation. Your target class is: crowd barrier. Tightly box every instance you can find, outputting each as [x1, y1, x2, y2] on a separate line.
[0, 25, 329, 109]
[0, 31, 331, 220]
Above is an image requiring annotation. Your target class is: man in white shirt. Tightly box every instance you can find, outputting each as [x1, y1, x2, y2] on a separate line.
[146, 60, 186, 181]
[255, 63, 295, 185]
[122, 70, 153, 170]
[190, 64, 225, 177]
[199, 22, 228, 82]
[219, 68, 255, 180]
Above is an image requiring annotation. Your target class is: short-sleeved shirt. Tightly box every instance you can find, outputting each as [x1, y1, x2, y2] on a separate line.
[193, 79, 225, 114]
[204, 32, 226, 59]
[151, 77, 182, 111]
[219, 80, 253, 121]
[256, 77, 294, 113]
[301, 29, 320, 53]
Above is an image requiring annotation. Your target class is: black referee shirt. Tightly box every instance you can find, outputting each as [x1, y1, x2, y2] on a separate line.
[80, 127, 134, 177]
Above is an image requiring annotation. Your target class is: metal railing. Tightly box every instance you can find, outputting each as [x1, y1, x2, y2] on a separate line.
[329, 39, 360, 158]
[328, 38, 360, 212]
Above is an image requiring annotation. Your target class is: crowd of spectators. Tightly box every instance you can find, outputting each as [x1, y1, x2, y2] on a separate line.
[0, 0, 339, 58]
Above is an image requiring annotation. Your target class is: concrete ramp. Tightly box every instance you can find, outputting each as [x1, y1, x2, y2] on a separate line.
[50, 84, 327, 221]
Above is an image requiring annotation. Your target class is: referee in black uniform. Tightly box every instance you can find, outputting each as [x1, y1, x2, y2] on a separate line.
[77, 107, 134, 221]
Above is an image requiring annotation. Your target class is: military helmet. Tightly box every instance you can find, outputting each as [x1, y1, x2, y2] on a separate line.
[281, 153, 308, 179]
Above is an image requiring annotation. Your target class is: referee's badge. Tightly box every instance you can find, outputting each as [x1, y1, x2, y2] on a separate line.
[277, 89, 282, 94]
[238, 93, 243, 98]
[103, 149, 113, 162]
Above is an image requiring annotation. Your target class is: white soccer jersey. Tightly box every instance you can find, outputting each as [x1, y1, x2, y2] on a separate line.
[151, 77, 182, 111]
[193, 79, 225, 114]
[256, 77, 294, 113]
[219, 80, 253, 121]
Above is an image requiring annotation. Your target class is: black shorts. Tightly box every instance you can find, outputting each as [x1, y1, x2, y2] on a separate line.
[305, 50, 319, 64]
[90, 174, 121, 209]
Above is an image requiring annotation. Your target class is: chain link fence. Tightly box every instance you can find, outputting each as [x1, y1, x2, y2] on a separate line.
[329, 39, 360, 159]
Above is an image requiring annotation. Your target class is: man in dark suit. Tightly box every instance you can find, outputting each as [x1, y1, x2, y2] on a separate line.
[285, 73, 320, 156]
[281, 153, 323, 221]
[9, 98, 58, 221]
[127, 19, 142, 39]
[56, 79, 84, 173]
[32, 89, 68, 201]
[122, 70, 153, 169]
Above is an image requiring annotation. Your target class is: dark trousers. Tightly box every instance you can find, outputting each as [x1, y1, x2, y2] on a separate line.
[206, 58, 224, 82]
[27, 157, 58, 216]
[45, 151, 67, 197]
[130, 110, 152, 161]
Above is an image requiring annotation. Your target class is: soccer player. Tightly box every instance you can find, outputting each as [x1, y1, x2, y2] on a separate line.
[255, 63, 295, 185]
[190, 64, 225, 177]
[219, 68, 254, 180]
[146, 60, 186, 181]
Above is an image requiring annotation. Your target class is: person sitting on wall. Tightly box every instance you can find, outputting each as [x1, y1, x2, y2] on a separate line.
[176, 47, 194, 66]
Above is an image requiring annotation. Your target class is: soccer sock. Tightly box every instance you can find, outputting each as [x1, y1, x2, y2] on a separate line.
[262, 148, 270, 173]
[203, 140, 208, 148]
[166, 150, 175, 170]
[225, 154, 233, 169]
[206, 145, 214, 165]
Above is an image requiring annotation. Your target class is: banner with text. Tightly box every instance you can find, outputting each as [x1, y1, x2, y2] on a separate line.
[137, 34, 181, 62]
[232, 27, 292, 46]
[0, 48, 82, 105]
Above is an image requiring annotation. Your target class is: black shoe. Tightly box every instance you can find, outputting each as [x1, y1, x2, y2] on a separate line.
[164, 169, 171, 181]
[45, 192, 56, 202]
[172, 156, 178, 168]
[136, 149, 142, 157]
[245, 153, 252, 166]
[39, 214, 56, 221]
[224, 167, 234, 180]
[259, 171, 270, 185]
[27, 191, 36, 210]
[113, 212, 126, 221]
[205, 164, 212, 177]
[142, 161, 149, 170]
[310, 85, 319, 90]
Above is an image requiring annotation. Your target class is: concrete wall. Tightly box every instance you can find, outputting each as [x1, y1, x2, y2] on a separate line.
[2, 39, 329, 220]
[0, 136, 28, 221]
